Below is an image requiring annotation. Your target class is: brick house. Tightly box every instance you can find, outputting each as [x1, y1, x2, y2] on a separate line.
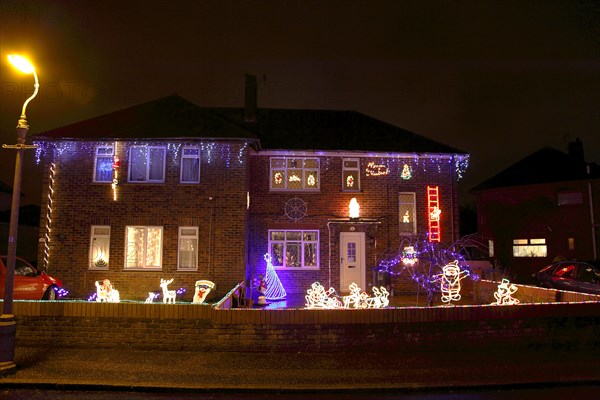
[33, 86, 468, 300]
[471, 139, 600, 282]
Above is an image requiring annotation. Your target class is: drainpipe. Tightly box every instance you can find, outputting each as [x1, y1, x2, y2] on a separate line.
[327, 221, 332, 288]
[587, 165, 597, 260]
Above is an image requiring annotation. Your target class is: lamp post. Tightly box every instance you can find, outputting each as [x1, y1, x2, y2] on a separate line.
[0, 54, 39, 375]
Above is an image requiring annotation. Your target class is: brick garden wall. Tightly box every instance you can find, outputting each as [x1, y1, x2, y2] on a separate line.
[36, 140, 251, 300]
[11, 299, 599, 353]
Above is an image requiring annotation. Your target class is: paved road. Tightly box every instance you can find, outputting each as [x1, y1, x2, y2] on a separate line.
[1, 346, 598, 392]
[2, 385, 600, 399]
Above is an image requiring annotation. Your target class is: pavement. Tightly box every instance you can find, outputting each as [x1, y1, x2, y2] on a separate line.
[1, 345, 599, 392]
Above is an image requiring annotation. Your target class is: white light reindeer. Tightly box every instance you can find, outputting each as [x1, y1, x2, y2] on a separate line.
[160, 278, 177, 304]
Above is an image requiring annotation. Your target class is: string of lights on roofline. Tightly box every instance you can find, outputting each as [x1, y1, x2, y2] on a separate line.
[33, 140, 469, 180]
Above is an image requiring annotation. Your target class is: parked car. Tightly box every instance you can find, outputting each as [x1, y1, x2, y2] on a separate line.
[533, 261, 600, 295]
[0, 256, 63, 300]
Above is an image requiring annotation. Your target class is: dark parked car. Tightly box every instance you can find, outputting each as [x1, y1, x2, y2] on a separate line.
[0, 256, 63, 300]
[533, 261, 600, 295]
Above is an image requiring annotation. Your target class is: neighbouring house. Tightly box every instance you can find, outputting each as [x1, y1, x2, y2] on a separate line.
[32, 77, 469, 300]
[471, 138, 600, 282]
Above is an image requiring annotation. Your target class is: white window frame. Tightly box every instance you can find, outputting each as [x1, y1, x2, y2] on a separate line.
[178, 226, 199, 271]
[128, 145, 166, 183]
[269, 157, 320, 191]
[89, 225, 110, 270]
[513, 238, 547, 258]
[342, 158, 360, 191]
[399, 192, 417, 235]
[93, 145, 114, 183]
[180, 147, 200, 183]
[268, 229, 319, 269]
[125, 226, 163, 269]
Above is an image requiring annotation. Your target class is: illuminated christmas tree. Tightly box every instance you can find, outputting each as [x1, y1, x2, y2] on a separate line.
[263, 253, 287, 301]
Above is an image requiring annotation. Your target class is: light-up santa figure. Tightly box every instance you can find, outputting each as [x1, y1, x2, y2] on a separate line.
[434, 260, 469, 306]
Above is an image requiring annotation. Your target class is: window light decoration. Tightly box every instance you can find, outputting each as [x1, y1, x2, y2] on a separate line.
[263, 253, 287, 301]
[402, 210, 410, 223]
[160, 278, 177, 304]
[427, 186, 441, 242]
[95, 279, 120, 303]
[346, 175, 355, 188]
[433, 261, 469, 306]
[349, 198, 360, 219]
[365, 161, 389, 176]
[193, 280, 215, 304]
[401, 164, 412, 180]
[492, 279, 520, 305]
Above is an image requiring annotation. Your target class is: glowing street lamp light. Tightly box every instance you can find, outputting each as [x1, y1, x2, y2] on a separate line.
[1, 54, 39, 376]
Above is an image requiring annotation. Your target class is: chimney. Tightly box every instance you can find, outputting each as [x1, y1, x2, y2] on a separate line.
[568, 137, 585, 163]
[244, 74, 257, 124]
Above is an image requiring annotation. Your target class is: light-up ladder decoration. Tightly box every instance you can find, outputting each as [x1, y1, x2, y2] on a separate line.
[427, 186, 441, 242]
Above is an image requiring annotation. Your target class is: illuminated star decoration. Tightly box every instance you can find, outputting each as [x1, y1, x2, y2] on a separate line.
[492, 279, 520, 305]
[264, 253, 287, 301]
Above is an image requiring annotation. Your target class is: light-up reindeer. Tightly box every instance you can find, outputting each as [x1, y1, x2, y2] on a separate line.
[160, 278, 177, 304]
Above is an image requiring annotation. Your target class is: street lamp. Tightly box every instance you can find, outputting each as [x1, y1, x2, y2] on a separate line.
[0, 54, 39, 375]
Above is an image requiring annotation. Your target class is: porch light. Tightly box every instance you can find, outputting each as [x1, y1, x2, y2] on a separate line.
[349, 198, 360, 219]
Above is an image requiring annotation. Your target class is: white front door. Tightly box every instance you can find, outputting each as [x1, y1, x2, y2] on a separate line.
[340, 232, 365, 292]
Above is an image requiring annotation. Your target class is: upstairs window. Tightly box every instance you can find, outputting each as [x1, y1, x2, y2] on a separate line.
[128, 146, 166, 183]
[180, 147, 200, 183]
[270, 157, 319, 191]
[94, 145, 114, 183]
[399, 192, 417, 235]
[342, 158, 360, 191]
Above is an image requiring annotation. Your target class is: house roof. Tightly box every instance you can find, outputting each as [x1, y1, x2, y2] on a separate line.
[34, 95, 257, 141]
[0, 181, 12, 194]
[210, 108, 465, 154]
[34, 94, 465, 155]
[471, 147, 600, 191]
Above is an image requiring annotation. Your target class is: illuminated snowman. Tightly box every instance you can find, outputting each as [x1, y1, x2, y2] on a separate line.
[493, 279, 520, 305]
[434, 260, 469, 306]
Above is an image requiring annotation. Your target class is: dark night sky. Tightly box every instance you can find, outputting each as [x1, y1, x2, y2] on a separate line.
[1, 0, 598, 206]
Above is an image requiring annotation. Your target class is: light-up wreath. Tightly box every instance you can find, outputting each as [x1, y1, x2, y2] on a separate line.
[285, 197, 308, 221]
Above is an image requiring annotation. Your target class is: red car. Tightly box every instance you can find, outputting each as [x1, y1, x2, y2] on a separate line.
[0, 256, 63, 300]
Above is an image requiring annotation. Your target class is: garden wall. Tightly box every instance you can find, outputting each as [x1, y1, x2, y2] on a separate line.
[10, 298, 600, 353]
